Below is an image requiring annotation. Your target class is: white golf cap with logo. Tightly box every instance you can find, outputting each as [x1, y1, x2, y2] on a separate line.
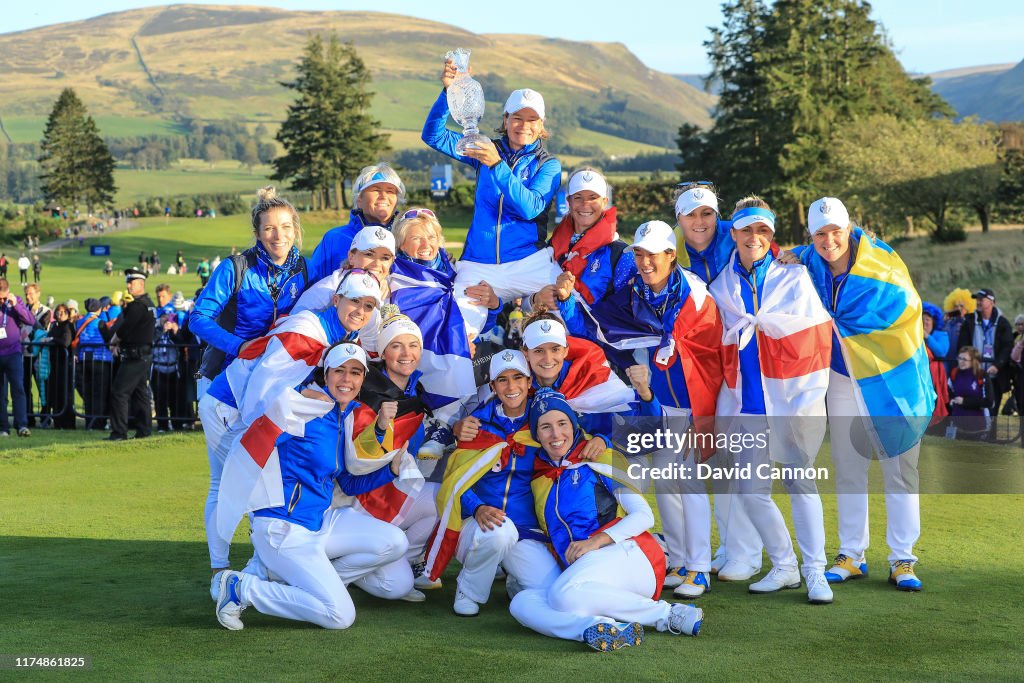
[335, 271, 383, 306]
[523, 318, 568, 349]
[807, 197, 851, 235]
[675, 187, 719, 217]
[489, 349, 531, 380]
[504, 88, 546, 120]
[568, 169, 608, 199]
[630, 220, 677, 253]
[351, 225, 396, 256]
[323, 342, 368, 370]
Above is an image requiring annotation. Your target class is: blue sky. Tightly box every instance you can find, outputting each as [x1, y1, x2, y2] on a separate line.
[4, 1, 1022, 75]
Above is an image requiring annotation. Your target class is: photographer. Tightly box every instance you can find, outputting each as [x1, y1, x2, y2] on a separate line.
[102, 268, 155, 441]
[0, 278, 34, 437]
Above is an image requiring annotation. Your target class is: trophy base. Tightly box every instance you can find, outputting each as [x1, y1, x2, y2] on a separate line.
[456, 133, 488, 155]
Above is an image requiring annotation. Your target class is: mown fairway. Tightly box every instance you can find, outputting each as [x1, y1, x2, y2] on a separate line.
[1, 431, 1022, 681]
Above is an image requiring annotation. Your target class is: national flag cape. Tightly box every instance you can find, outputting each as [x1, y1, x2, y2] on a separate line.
[802, 229, 936, 456]
[710, 254, 833, 465]
[553, 336, 636, 415]
[573, 267, 723, 453]
[422, 424, 531, 582]
[333, 404, 424, 525]
[388, 251, 476, 409]
[224, 310, 333, 426]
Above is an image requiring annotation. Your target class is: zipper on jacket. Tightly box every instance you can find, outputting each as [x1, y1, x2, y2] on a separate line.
[287, 483, 303, 515]
[500, 455, 517, 512]
[553, 468, 574, 545]
[742, 271, 760, 314]
[495, 152, 528, 265]
[662, 367, 682, 408]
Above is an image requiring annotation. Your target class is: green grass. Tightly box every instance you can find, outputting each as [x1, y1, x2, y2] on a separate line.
[1, 116, 187, 144]
[0, 431, 1021, 680]
[114, 162, 275, 204]
[564, 128, 672, 157]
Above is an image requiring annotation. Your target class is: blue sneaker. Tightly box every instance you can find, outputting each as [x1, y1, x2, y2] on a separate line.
[673, 571, 712, 598]
[583, 622, 644, 652]
[663, 566, 687, 588]
[215, 570, 245, 630]
[889, 560, 922, 592]
[824, 554, 868, 583]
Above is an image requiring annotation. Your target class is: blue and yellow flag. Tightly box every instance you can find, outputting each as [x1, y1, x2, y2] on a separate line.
[802, 229, 935, 457]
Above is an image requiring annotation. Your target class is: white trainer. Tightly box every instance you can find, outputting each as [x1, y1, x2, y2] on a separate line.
[805, 571, 834, 604]
[214, 570, 245, 630]
[665, 603, 703, 636]
[748, 567, 802, 594]
[718, 560, 761, 582]
[505, 574, 524, 600]
[453, 588, 480, 617]
[412, 561, 442, 590]
[399, 588, 426, 603]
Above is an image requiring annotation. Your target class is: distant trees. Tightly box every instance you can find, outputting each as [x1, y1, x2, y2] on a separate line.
[679, 0, 956, 241]
[273, 34, 389, 210]
[38, 88, 117, 213]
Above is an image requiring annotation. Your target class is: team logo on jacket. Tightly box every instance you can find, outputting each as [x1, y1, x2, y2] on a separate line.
[692, 189, 704, 199]
[590, 259, 600, 273]
[290, 282, 298, 298]
[375, 228, 387, 241]
[571, 469, 581, 486]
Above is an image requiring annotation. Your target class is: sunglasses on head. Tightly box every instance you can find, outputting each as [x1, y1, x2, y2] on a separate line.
[403, 208, 436, 220]
[677, 180, 715, 188]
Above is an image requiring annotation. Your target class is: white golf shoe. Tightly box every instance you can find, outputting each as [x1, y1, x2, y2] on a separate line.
[748, 567, 801, 594]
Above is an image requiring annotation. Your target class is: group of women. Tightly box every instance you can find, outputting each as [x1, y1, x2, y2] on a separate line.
[190, 58, 933, 652]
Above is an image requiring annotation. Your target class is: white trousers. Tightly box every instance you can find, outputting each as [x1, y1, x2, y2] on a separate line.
[395, 482, 440, 561]
[826, 371, 921, 562]
[510, 539, 677, 642]
[238, 507, 411, 629]
[734, 415, 827, 575]
[454, 518, 561, 604]
[454, 248, 561, 333]
[652, 446, 712, 572]
[200, 393, 243, 568]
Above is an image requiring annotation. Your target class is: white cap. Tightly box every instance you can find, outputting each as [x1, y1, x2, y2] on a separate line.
[353, 163, 406, 202]
[630, 220, 677, 254]
[504, 88, 546, 120]
[351, 226, 396, 256]
[323, 343, 368, 371]
[523, 318, 568, 349]
[377, 313, 422, 350]
[675, 187, 719, 218]
[567, 169, 608, 199]
[336, 270, 383, 306]
[807, 197, 850, 235]
[489, 349, 530, 381]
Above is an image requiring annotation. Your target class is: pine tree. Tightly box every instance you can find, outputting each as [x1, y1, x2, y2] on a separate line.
[38, 88, 116, 213]
[273, 34, 389, 210]
[688, 0, 953, 241]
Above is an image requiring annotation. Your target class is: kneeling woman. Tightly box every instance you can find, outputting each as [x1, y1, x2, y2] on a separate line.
[509, 390, 703, 652]
[214, 343, 413, 630]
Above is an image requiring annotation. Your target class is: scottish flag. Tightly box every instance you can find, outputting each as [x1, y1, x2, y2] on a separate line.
[388, 251, 477, 410]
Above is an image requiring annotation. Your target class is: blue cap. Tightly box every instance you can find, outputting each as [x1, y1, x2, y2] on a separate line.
[528, 388, 579, 443]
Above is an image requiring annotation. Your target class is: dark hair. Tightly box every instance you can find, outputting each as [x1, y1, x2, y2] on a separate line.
[155, 283, 172, 295]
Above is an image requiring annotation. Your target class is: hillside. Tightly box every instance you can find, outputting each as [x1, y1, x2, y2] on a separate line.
[930, 61, 1024, 122]
[0, 5, 714, 153]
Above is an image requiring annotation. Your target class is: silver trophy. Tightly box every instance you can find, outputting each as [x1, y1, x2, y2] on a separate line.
[445, 48, 487, 154]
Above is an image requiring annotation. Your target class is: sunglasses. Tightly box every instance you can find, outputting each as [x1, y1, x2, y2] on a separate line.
[957, 356, 971, 361]
[334, 267, 381, 295]
[403, 208, 436, 220]
[677, 180, 715, 188]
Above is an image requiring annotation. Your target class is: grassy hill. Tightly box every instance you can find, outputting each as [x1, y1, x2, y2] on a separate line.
[929, 61, 1024, 122]
[0, 5, 714, 155]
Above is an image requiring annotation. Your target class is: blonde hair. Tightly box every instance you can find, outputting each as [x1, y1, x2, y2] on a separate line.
[252, 186, 303, 250]
[733, 195, 771, 214]
[392, 211, 445, 256]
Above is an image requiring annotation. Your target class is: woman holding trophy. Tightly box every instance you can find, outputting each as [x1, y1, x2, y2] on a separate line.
[422, 50, 563, 331]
